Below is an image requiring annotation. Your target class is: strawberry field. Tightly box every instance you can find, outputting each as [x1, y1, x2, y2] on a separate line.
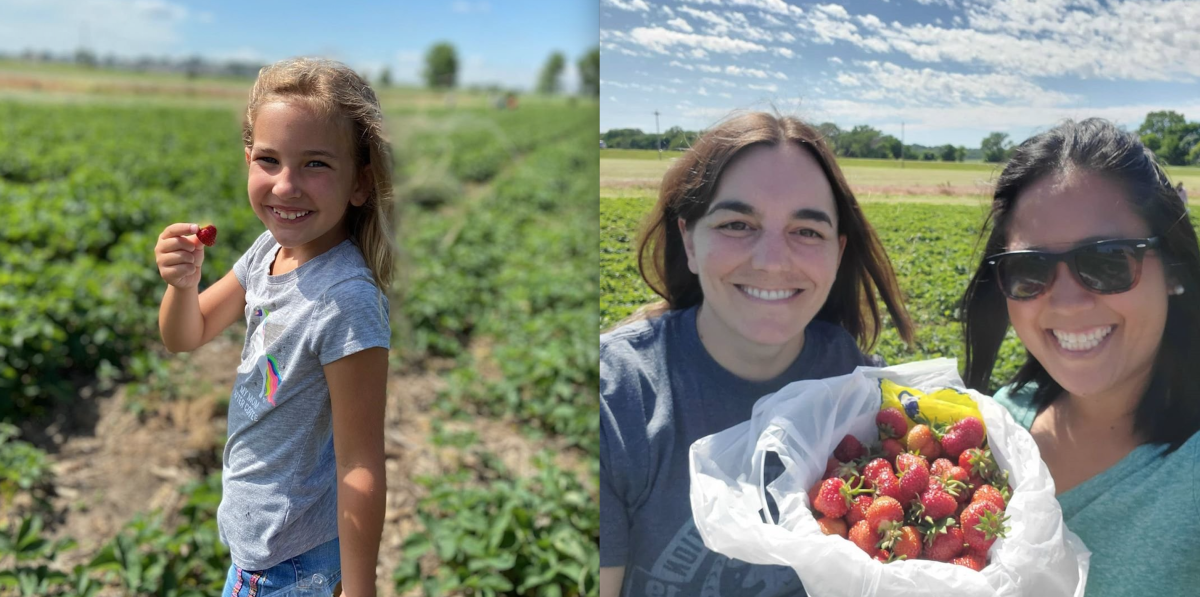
[1, 93, 598, 597]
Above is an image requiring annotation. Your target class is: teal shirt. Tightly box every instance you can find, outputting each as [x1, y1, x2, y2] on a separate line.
[992, 383, 1200, 596]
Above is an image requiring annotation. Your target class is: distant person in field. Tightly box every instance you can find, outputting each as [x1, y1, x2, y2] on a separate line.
[599, 112, 915, 597]
[960, 118, 1200, 594]
[155, 58, 397, 597]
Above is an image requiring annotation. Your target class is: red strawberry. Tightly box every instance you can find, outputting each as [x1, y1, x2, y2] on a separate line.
[971, 484, 1007, 512]
[941, 416, 985, 459]
[961, 501, 1010, 552]
[863, 458, 893, 482]
[896, 452, 930, 475]
[882, 438, 906, 461]
[866, 496, 905, 535]
[905, 424, 942, 460]
[924, 526, 966, 562]
[932, 464, 971, 504]
[959, 448, 996, 486]
[873, 549, 890, 562]
[847, 495, 874, 526]
[834, 434, 865, 462]
[807, 479, 823, 511]
[896, 453, 930, 503]
[816, 516, 848, 538]
[919, 483, 959, 520]
[197, 224, 218, 247]
[873, 470, 903, 501]
[849, 520, 878, 555]
[813, 477, 870, 518]
[881, 525, 923, 561]
[823, 457, 841, 479]
[876, 407, 909, 439]
[952, 552, 987, 571]
[930, 458, 955, 478]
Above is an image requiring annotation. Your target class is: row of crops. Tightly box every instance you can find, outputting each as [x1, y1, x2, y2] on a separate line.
[1, 98, 598, 596]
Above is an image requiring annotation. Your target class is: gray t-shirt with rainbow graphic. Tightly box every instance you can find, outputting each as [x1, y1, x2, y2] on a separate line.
[218, 230, 390, 571]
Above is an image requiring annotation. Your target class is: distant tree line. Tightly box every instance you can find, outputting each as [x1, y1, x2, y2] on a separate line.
[3, 48, 266, 79]
[603, 111, 1200, 166]
[3, 42, 602, 97]
[421, 42, 598, 96]
[601, 123, 978, 161]
[978, 111, 1199, 165]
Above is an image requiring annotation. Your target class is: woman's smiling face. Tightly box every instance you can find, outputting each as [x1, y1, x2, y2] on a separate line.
[681, 142, 846, 348]
[1005, 170, 1170, 398]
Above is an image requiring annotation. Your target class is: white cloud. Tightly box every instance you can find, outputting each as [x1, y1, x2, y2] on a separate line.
[814, 3, 850, 20]
[698, 64, 723, 73]
[833, 60, 1077, 106]
[748, 83, 779, 92]
[701, 77, 737, 87]
[629, 26, 768, 55]
[797, 0, 1200, 82]
[679, 0, 801, 16]
[759, 12, 785, 26]
[725, 65, 769, 78]
[667, 17, 694, 32]
[669, 60, 695, 71]
[774, 47, 794, 58]
[679, 6, 731, 33]
[720, 92, 733, 98]
[828, 56, 843, 64]
[602, 0, 651, 11]
[698, 86, 709, 96]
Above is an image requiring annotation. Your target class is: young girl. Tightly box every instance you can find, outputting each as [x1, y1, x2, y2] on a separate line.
[600, 112, 914, 597]
[154, 58, 397, 597]
[961, 118, 1200, 594]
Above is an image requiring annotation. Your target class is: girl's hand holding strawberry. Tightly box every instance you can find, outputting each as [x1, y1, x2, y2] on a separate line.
[155, 223, 208, 290]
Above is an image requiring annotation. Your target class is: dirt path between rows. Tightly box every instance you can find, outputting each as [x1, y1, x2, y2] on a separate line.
[18, 325, 584, 597]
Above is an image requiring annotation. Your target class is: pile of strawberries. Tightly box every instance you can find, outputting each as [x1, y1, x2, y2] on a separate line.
[807, 408, 1011, 570]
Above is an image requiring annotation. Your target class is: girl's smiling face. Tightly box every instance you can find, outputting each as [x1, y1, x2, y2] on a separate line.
[246, 100, 367, 261]
[681, 142, 846, 348]
[1005, 170, 1170, 398]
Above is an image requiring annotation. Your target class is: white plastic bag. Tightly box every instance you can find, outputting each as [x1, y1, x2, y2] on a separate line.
[689, 358, 1090, 597]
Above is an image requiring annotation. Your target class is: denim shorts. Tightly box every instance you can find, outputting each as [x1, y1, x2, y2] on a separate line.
[222, 537, 342, 597]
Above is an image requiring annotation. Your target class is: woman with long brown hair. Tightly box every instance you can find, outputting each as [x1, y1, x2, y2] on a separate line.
[600, 112, 914, 597]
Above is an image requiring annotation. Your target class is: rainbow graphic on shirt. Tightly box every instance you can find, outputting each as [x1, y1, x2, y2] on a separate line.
[260, 354, 282, 406]
[250, 307, 282, 407]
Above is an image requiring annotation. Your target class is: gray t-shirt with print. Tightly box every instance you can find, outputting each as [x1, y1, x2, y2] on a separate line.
[600, 306, 878, 597]
[218, 230, 391, 571]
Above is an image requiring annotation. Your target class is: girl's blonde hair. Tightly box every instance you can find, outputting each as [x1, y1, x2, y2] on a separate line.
[242, 57, 398, 297]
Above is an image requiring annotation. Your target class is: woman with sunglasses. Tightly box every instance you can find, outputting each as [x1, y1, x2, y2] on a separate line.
[600, 112, 914, 597]
[960, 118, 1200, 593]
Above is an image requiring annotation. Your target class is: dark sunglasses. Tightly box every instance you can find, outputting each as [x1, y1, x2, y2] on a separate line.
[987, 237, 1161, 300]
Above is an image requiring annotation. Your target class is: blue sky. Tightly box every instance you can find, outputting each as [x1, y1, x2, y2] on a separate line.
[601, 0, 1200, 147]
[0, 0, 599, 91]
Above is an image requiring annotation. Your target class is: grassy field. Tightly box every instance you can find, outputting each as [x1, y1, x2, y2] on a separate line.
[600, 149, 1200, 200]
